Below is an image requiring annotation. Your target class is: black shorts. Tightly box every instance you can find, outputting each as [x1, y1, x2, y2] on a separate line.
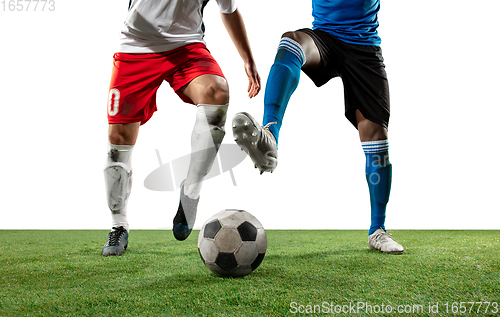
[298, 28, 390, 129]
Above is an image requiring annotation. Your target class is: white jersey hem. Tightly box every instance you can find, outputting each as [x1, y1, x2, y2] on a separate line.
[117, 39, 206, 54]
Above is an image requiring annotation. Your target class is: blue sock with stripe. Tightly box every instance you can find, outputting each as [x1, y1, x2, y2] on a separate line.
[362, 140, 392, 235]
[263, 37, 306, 145]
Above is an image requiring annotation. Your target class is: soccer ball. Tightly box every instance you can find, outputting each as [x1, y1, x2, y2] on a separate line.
[197, 209, 267, 277]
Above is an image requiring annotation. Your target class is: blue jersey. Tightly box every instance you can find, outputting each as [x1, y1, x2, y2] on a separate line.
[312, 0, 381, 46]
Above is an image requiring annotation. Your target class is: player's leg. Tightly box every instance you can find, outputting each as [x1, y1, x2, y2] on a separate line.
[358, 109, 389, 229]
[232, 30, 321, 174]
[357, 110, 403, 254]
[102, 52, 163, 255]
[172, 74, 229, 240]
[181, 74, 229, 201]
[356, 110, 390, 231]
[102, 123, 139, 256]
[262, 31, 321, 143]
[336, 39, 403, 254]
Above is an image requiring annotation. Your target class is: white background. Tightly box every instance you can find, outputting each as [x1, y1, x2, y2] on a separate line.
[0, 0, 499, 230]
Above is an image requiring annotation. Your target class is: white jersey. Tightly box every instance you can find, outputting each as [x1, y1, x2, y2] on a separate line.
[119, 0, 237, 53]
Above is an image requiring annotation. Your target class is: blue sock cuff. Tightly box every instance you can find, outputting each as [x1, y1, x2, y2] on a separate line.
[362, 140, 389, 154]
[369, 226, 385, 236]
[267, 124, 279, 144]
[277, 37, 306, 66]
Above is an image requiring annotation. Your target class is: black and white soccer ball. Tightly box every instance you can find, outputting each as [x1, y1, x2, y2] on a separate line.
[198, 209, 267, 277]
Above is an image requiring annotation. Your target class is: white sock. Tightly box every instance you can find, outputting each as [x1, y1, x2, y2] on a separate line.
[184, 104, 228, 199]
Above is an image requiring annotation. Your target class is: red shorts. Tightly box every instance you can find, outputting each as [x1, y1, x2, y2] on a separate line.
[107, 43, 225, 125]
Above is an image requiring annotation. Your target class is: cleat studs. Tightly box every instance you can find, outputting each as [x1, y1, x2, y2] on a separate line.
[234, 137, 238, 142]
[243, 134, 247, 140]
[254, 164, 257, 168]
[251, 142, 256, 146]
[260, 170, 264, 175]
[240, 147, 244, 151]
[232, 124, 237, 129]
[244, 122, 249, 127]
[252, 132, 257, 137]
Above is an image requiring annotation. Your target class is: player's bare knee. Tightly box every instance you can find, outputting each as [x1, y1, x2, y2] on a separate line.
[108, 124, 138, 145]
[204, 81, 229, 105]
[108, 132, 135, 146]
[356, 111, 387, 142]
[358, 122, 387, 142]
[281, 31, 298, 41]
[281, 31, 307, 46]
[108, 131, 125, 145]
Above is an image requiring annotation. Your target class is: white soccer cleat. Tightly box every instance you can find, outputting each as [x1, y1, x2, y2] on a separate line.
[232, 112, 278, 174]
[368, 229, 404, 254]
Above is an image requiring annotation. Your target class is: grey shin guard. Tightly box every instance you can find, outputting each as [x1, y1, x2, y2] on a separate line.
[104, 143, 133, 231]
[104, 163, 132, 211]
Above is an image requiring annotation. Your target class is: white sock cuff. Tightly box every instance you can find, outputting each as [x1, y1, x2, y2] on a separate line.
[108, 142, 134, 152]
[361, 140, 389, 154]
[106, 142, 134, 168]
[195, 104, 228, 127]
[196, 104, 228, 109]
[278, 37, 306, 66]
[111, 214, 129, 232]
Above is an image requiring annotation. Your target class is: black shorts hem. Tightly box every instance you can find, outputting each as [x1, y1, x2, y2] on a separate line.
[295, 28, 390, 129]
[345, 108, 388, 130]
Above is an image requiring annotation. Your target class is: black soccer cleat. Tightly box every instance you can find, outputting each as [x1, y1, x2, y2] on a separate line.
[102, 226, 128, 256]
[173, 182, 200, 241]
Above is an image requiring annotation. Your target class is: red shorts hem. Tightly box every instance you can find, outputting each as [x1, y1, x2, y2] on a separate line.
[107, 118, 144, 125]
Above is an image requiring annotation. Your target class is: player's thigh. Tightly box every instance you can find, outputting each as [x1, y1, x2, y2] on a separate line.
[181, 74, 229, 105]
[343, 44, 390, 140]
[282, 31, 322, 70]
[167, 43, 228, 105]
[107, 53, 165, 133]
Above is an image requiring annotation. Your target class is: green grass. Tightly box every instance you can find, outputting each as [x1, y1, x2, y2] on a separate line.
[0, 230, 499, 316]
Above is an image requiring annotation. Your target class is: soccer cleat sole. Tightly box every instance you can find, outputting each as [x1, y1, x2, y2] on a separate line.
[232, 112, 276, 174]
[369, 244, 404, 255]
[102, 244, 128, 256]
